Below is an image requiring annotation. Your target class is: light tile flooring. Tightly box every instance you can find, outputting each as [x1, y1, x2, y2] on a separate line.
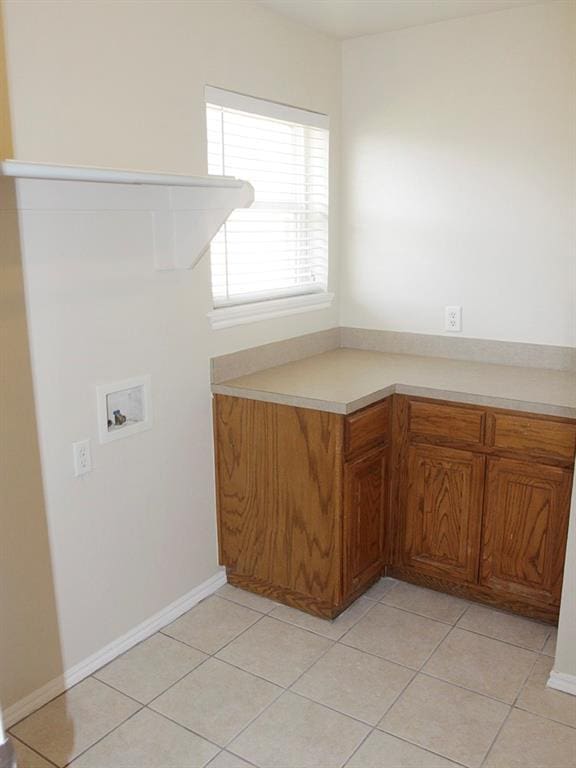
[10, 579, 576, 768]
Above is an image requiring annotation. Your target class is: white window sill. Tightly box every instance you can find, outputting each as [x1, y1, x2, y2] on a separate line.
[208, 291, 335, 330]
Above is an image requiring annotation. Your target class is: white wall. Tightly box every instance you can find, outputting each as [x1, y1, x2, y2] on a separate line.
[0, 0, 340, 707]
[341, 1, 576, 347]
[555, 480, 576, 684]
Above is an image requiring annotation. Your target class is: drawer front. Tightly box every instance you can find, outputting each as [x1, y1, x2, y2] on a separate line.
[345, 399, 390, 457]
[409, 400, 485, 447]
[487, 412, 576, 465]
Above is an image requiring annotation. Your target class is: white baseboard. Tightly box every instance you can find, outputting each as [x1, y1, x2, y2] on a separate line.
[547, 670, 576, 697]
[4, 570, 226, 728]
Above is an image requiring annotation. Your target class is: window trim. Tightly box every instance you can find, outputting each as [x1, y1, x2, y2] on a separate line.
[207, 290, 334, 330]
[205, 86, 329, 130]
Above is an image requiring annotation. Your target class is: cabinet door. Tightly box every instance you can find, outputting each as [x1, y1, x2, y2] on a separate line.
[344, 447, 388, 595]
[403, 444, 485, 583]
[481, 457, 572, 605]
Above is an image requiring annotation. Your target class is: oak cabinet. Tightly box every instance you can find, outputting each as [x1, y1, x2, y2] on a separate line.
[480, 457, 572, 606]
[214, 394, 390, 618]
[403, 444, 484, 584]
[214, 391, 574, 622]
[344, 447, 388, 596]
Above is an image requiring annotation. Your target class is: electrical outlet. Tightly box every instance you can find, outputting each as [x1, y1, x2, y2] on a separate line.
[73, 439, 92, 477]
[445, 305, 462, 333]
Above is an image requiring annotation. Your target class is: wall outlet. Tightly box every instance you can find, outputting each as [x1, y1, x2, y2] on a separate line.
[445, 305, 462, 333]
[73, 439, 92, 476]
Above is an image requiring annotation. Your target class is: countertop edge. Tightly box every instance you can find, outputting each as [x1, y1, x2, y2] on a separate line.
[211, 381, 576, 419]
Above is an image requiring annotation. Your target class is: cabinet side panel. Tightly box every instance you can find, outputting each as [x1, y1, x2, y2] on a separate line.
[276, 405, 344, 604]
[214, 395, 343, 605]
[214, 395, 281, 580]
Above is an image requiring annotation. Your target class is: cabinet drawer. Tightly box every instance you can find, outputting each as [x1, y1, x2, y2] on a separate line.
[345, 399, 390, 457]
[409, 400, 485, 447]
[487, 412, 576, 465]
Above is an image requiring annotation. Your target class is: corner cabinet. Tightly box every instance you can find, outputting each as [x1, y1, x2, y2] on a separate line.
[214, 395, 390, 618]
[214, 392, 575, 622]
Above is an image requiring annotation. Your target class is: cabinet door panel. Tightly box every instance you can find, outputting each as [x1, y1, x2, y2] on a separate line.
[481, 458, 572, 605]
[344, 447, 387, 595]
[403, 444, 484, 583]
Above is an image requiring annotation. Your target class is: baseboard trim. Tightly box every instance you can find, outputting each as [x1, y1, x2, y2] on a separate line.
[4, 570, 226, 728]
[547, 670, 576, 697]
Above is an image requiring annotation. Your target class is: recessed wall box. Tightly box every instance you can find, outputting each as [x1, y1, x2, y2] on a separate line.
[96, 375, 152, 443]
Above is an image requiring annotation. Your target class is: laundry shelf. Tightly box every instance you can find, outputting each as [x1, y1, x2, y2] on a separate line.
[0, 160, 254, 270]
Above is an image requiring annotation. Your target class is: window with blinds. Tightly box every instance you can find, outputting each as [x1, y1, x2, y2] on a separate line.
[205, 86, 329, 308]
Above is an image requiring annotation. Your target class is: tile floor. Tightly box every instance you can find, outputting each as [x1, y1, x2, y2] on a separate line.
[10, 579, 576, 768]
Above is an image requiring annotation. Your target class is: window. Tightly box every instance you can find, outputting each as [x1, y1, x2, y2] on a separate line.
[206, 87, 329, 315]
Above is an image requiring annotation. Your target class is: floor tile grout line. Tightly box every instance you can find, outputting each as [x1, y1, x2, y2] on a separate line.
[375, 595, 555, 653]
[263, 597, 377, 642]
[513, 702, 576, 732]
[478, 706, 514, 768]
[10, 735, 61, 768]
[380, 597, 470, 627]
[417, 670, 519, 708]
[61, 704, 147, 768]
[374, 726, 473, 768]
[140, 705, 233, 753]
[9, 592, 260, 755]
[89, 675, 155, 707]
[214, 590, 280, 615]
[206, 749, 259, 768]
[9, 682, 146, 767]
[206, 653, 306, 691]
[341, 658, 422, 768]
[223, 628, 347, 761]
[373, 582, 556, 632]
[372, 617, 514, 768]
[161, 602, 268, 656]
[150, 614, 272, 706]
[61, 601, 277, 764]
[451, 622, 553, 654]
[340, 724, 378, 768]
[435, 621, 549, 654]
[478, 646, 542, 768]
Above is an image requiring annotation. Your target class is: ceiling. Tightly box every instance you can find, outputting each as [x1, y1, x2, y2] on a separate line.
[257, 0, 544, 39]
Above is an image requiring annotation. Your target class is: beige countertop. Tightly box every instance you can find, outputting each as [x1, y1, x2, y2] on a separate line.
[211, 348, 576, 418]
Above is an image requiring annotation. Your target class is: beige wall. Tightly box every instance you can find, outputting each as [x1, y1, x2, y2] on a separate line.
[0, 4, 12, 157]
[1, 4, 63, 713]
[1, 0, 340, 710]
[341, 1, 576, 347]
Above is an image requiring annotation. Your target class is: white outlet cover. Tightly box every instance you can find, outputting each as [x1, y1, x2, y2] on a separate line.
[73, 439, 92, 476]
[445, 305, 462, 333]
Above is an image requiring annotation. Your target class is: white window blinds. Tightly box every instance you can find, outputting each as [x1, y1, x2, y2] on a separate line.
[206, 86, 329, 308]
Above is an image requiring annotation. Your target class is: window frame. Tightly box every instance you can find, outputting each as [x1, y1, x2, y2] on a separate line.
[205, 86, 333, 328]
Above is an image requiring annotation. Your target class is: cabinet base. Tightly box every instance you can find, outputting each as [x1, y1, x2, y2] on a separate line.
[386, 566, 559, 625]
[226, 569, 380, 620]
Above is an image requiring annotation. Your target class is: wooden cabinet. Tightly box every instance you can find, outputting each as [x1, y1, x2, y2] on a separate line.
[390, 397, 575, 621]
[214, 395, 345, 617]
[343, 447, 387, 596]
[480, 457, 572, 606]
[214, 391, 574, 622]
[403, 444, 484, 584]
[214, 394, 390, 618]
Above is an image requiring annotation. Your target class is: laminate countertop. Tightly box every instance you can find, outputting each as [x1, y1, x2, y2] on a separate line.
[211, 348, 576, 418]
